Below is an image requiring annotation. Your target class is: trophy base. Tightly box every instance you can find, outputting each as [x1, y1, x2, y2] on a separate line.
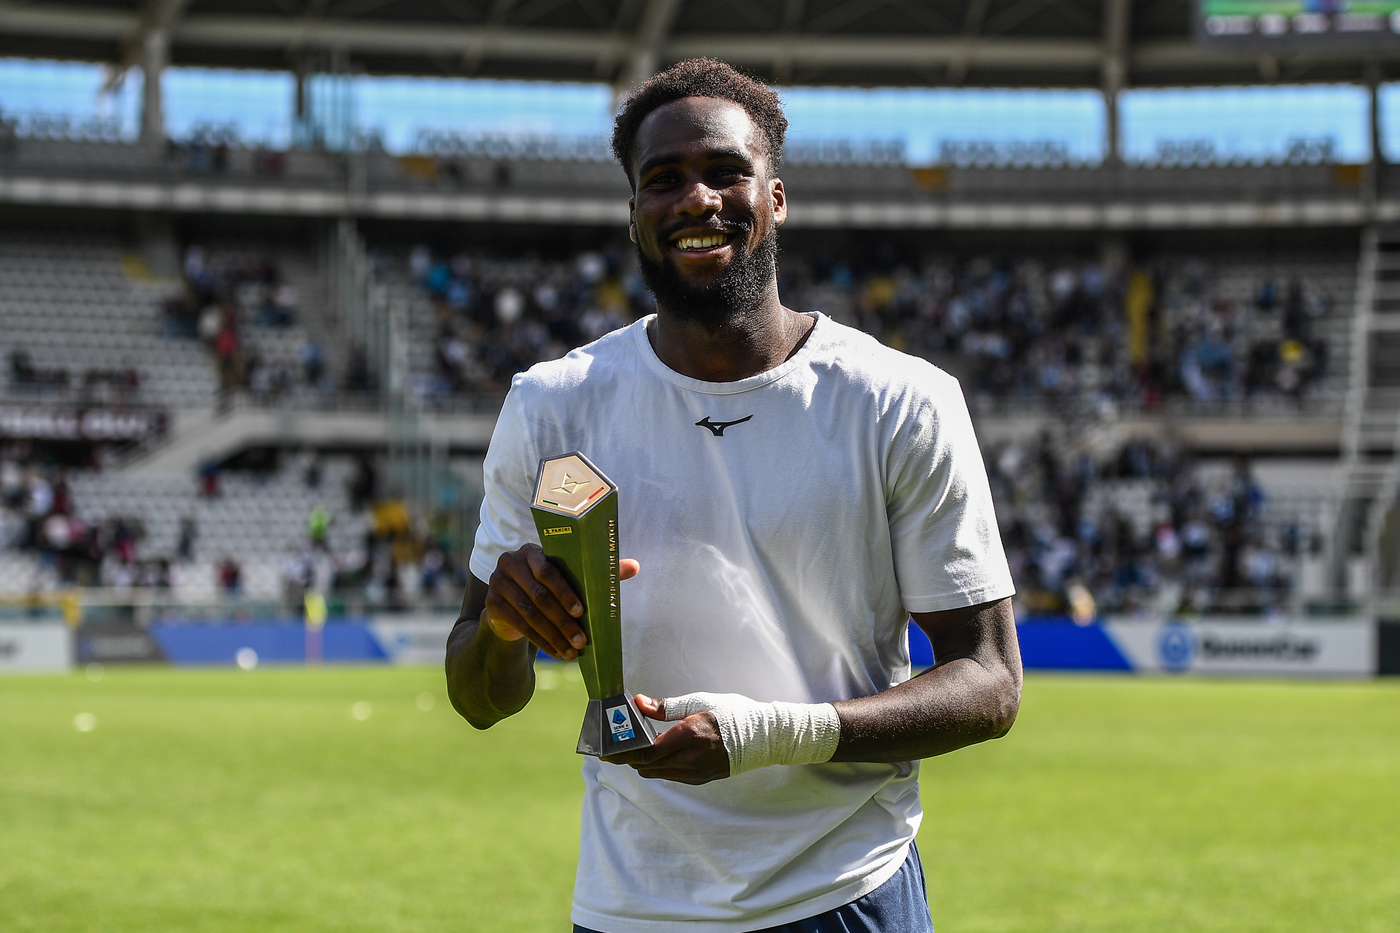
[577, 693, 658, 757]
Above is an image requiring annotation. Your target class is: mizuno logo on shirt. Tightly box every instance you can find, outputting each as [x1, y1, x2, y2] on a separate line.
[695, 415, 753, 437]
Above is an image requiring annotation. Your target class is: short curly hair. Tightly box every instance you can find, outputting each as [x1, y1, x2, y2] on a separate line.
[610, 58, 788, 186]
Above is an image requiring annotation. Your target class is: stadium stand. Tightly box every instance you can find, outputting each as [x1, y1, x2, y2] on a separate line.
[379, 239, 1357, 416]
[170, 241, 358, 403]
[986, 434, 1335, 618]
[363, 239, 1351, 618]
[0, 234, 217, 408]
[0, 233, 361, 411]
[0, 0, 1395, 634]
[0, 446, 472, 610]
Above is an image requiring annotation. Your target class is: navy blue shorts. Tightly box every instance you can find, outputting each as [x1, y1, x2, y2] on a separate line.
[573, 842, 934, 933]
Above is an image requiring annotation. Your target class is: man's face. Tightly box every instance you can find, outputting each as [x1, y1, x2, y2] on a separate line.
[628, 96, 786, 325]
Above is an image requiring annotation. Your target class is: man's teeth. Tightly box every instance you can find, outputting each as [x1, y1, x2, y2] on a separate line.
[676, 235, 726, 250]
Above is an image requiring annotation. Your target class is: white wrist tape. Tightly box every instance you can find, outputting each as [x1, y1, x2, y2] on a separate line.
[663, 692, 841, 775]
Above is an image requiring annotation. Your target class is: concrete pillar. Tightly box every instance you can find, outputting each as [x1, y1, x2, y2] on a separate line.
[1104, 83, 1121, 165]
[612, 0, 682, 102]
[1364, 60, 1384, 207]
[1368, 61, 1384, 166]
[1101, 0, 1130, 166]
[139, 28, 167, 145]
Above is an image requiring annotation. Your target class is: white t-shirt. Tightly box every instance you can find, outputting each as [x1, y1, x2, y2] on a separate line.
[471, 312, 1013, 933]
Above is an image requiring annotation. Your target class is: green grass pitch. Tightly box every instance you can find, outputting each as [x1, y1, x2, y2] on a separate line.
[2, 665, 1397, 933]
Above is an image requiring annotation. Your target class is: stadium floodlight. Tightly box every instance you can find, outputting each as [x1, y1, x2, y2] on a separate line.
[531, 452, 656, 757]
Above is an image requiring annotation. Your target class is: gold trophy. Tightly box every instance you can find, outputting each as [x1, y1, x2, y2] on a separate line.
[531, 453, 656, 756]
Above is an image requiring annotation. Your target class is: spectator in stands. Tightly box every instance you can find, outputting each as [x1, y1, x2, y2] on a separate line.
[217, 558, 242, 596]
[301, 339, 325, 387]
[343, 346, 375, 393]
[9, 349, 33, 387]
[259, 282, 297, 328]
[214, 307, 240, 390]
[308, 505, 329, 550]
[348, 454, 377, 512]
[199, 460, 221, 498]
[252, 146, 285, 176]
[280, 545, 311, 611]
[177, 516, 197, 563]
[8, 348, 68, 391]
[303, 452, 323, 490]
[1, 457, 22, 510]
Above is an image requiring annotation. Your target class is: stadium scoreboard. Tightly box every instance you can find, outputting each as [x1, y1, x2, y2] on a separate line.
[1198, 0, 1400, 48]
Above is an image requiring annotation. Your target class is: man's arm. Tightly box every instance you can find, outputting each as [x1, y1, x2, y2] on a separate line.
[830, 596, 1021, 761]
[445, 544, 637, 730]
[444, 574, 537, 730]
[607, 596, 1020, 783]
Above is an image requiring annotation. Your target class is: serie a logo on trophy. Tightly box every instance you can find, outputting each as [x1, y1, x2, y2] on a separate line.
[530, 452, 657, 757]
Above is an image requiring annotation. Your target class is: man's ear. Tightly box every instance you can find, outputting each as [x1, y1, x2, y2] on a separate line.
[628, 199, 638, 243]
[770, 177, 786, 226]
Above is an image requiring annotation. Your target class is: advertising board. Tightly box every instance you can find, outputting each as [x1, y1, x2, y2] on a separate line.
[0, 622, 72, 672]
[1103, 618, 1374, 678]
[75, 622, 167, 664]
[367, 615, 456, 666]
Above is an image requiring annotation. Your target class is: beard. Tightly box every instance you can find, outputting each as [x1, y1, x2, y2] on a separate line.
[636, 225, 778, 329]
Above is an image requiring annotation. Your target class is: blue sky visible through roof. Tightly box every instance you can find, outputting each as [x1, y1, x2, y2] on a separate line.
[0, 57, 1386, 164]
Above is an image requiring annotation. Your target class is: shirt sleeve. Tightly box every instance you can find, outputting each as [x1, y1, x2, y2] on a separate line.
[469, 385, 541, 584]
[884, 373, 1015, 614]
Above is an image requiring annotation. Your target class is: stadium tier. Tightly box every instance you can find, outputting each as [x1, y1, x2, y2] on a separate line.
[0, 233, 360, 411]
[0, 235, 215, 408]
[0, 449, 484, 609]
[381, 239, 1358, 417]
[0, 72, 1392, 622]
[0, 219, 1369, 618]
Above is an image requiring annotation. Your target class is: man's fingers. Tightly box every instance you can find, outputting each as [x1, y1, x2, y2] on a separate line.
[488, 569, 577, 659]
[609, 719, 731, 784]
[601, 733, 682, 766]
[481, 608, 525, 643]
[619, 558, 640, 580]
[523, 546, 587, 630]
[633, 693, 665, 720]
[484, 546, 635, 661]
[600, 720, 691, 766]
[490, 540, 588, 650]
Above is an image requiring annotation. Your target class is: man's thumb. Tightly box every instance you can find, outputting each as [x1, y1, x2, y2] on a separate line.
[633, 693, 666, 720]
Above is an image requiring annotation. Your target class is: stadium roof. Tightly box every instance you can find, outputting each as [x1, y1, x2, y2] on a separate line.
[0, 0, 1393, 90]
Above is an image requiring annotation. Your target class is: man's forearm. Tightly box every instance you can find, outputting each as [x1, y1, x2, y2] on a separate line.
[603, 598, 1020, 784]
[830, 597, 1022, 762]
[829, 656, 1020, 762]
[445, 578, 536, 729]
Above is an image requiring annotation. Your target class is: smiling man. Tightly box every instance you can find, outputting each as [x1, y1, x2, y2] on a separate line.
[446, 59, 1021, 933]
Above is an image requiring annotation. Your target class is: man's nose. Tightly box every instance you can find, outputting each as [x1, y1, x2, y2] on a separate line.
[675, 179, 721, 216]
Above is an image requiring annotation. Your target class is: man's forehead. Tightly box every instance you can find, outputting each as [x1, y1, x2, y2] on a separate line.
[634, 97, 760, 159]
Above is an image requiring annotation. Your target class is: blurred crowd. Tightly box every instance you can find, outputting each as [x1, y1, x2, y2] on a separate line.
[782, 252, 1333, 408]
[7, 349, 142, 403]
[0, 431, 1323, 618]
[0, 442, 468, 607]
[275, 452, 467, 614]
[0, 443, 171, 589]
[163, 245, 374, 401]
[401, 244, 1336, 409]
[988, 435, 1315, 618]
[402, 244, 651, 394]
